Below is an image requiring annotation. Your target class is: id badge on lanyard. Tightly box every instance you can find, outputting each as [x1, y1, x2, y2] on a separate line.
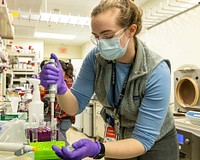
[104, 123, 117, 142]
[104, 62, 131, 142]
[114, 108, 120, 138]
[104, 108, 120, 142]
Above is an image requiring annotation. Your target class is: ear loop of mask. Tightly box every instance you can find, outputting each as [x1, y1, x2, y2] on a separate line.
[119, 30, 130, 49]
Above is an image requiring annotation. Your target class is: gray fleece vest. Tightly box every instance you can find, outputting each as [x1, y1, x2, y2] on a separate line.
[94, 38, 174, 141]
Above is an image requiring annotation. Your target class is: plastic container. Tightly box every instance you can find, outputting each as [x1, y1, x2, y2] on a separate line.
[19, 62, 23, 69]
[10, 96, 20, 113]
[23, 89, 33, 108]
[22, 62, 27, 69]
[185, 111, 200, 126]
[30, 141, 65, 160]
[28, 78, 44, 127]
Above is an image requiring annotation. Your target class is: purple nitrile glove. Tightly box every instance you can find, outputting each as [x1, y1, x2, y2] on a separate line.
[52, 138, 101, 160]
[40, 53, 68, 94]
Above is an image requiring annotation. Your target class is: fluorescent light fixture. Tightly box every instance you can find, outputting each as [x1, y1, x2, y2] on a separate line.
[34, 32, 76, 40]
[15, 12, 91, 26]
[40, 13, 90, 26]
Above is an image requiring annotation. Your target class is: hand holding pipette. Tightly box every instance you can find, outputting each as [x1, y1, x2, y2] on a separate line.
[40, 53, 68, 94]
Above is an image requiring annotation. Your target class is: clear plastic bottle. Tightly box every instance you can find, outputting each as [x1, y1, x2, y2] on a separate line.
[28, 78, 44, 128]
[19, 62, 23, 69]
[23, 89, 33, 111]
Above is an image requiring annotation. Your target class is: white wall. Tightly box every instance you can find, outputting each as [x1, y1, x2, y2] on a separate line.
[44, 44, 82, 60]
[139, 5, 200, 103]
[44, 44, 83, 80]
[81, 41, 95, 58]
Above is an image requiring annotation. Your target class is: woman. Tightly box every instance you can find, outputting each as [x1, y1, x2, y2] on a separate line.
[40, 0, 179, 159]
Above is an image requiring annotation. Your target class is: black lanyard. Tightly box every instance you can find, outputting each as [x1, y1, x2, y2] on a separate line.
[112, 62, 132, 109]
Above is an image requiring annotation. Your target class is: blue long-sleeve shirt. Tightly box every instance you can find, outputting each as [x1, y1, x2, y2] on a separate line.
[71, 48, 171, 151]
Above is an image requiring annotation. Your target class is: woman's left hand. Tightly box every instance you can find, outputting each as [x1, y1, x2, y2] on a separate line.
[52, 138, 101, 160]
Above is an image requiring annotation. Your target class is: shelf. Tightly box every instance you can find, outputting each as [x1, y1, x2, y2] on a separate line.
[13, 78, 28, 82]
[4, 69, 12, 74]
[13, 71, 35, 75]
[12, 69, 35, 72]
[0, 5, 14, 39]
[8, 52, 35, 57]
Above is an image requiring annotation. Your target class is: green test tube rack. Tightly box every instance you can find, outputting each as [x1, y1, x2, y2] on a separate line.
[30, 141, 65, 160]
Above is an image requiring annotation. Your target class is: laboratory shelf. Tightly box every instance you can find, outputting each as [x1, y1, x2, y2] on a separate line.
[8, 52, 35, 57]
[12, 69, 35, 72]
[12, 71, 35, 75]
[0, 4, 14, 39]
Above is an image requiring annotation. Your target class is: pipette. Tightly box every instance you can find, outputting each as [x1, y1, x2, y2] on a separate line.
[0, 142, 37, 156]
[45, 59, 57, 141]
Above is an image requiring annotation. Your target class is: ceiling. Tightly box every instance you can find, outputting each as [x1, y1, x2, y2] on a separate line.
[6, 0, 150, 46]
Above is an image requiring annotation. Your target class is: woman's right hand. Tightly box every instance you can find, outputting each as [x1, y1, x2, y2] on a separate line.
[40, 53, 68, 94]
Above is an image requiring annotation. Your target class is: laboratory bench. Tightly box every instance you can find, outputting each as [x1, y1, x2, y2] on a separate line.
[0, 152, 32, 160]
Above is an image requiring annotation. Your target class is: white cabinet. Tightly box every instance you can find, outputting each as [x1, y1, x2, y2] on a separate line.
[72, 112, 83, 131]
[83, 105, 93, 137]
[93, 100, 105, 140]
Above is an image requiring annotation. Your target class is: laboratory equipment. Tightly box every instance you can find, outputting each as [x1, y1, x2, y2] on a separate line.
[174, 65, 200, 159]
[185, 111, 200, 126]
[67, 145, 75, 152]
[21, 83, 32, 112]
[28, 78, 44, 128]
[10, 96, 20, 113]
[174, 64, 200, 112]
[175, 117, 200, 160]
[29, 141, 65, 160]
[25, 126, 58, 142]
[0, 142, 36, 156]
[44, 58, 57, 141]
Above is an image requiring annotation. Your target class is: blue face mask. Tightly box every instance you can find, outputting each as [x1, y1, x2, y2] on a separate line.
[97, 33, 129, 61]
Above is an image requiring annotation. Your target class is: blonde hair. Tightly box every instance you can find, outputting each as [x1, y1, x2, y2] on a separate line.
[91, 0, 143, 35]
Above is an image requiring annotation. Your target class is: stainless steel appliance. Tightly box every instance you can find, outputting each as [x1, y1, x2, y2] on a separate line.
[174, 65, 200, 160]
[175, 117, 200, 160]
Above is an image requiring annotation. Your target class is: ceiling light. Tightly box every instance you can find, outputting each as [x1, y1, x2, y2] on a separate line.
[40, 13, 90, 26]
[14, 12, 90, 27]
[34, 32, 76, 40]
